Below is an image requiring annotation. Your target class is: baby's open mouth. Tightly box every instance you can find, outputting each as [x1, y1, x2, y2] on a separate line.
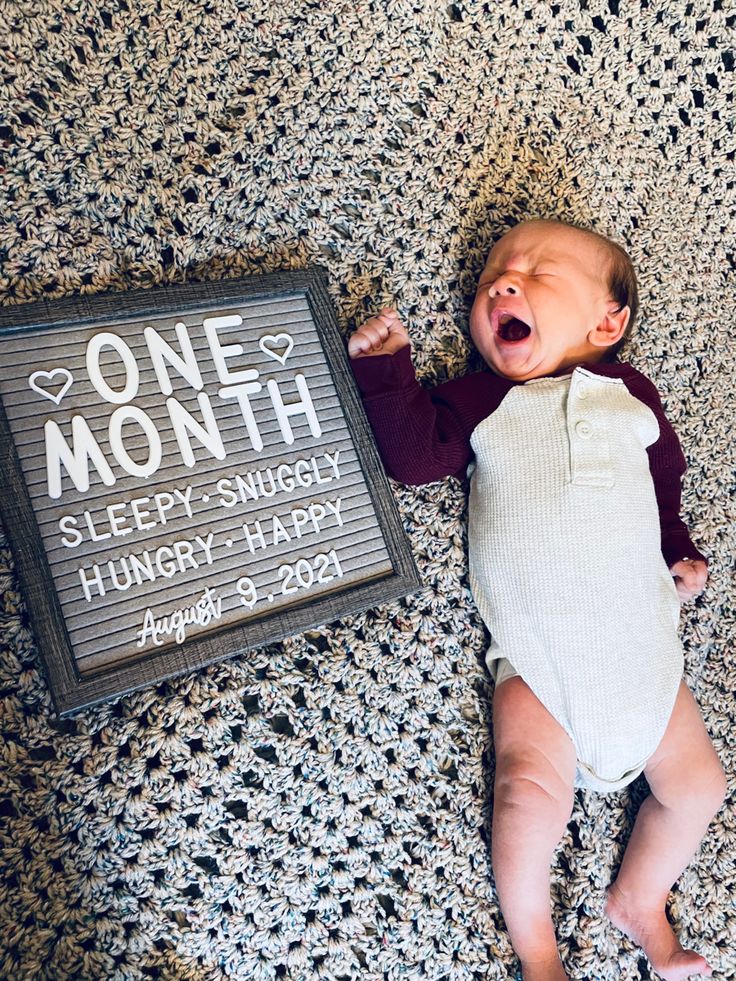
[496, 313, 532, 342]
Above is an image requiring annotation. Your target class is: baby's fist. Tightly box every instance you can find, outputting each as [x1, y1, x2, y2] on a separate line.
[348, 308, 410, 359]
[670, 558, 708, 602]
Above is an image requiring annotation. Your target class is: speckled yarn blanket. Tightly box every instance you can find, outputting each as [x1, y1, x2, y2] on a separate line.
[1, 2, 734, 979]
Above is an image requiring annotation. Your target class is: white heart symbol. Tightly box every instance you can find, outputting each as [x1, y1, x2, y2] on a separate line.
[28, 368, 74, 405]
[259, 333, 294, 366]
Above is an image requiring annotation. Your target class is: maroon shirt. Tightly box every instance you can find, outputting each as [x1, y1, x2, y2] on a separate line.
[352, 347, 705, 568]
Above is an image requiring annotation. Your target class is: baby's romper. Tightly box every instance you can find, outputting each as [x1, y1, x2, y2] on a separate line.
[352, 351, 703, 792]
[467, 367, 683, 791]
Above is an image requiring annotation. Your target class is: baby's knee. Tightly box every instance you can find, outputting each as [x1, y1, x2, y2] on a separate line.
[694, 757, 728, 817]
[655, 750, 727, 816]
[494, 749, 574, 827]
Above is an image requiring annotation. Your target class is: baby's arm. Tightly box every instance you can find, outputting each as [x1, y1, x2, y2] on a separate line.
[646, 415, 708, 601]
[622, 369, 708, 601]
[348, 310, 510, 484]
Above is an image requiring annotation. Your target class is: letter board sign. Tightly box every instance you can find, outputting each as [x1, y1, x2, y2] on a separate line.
[0, 269, 419, 714]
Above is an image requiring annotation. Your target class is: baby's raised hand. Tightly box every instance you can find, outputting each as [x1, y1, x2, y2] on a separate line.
[348, 308, 410, 359]
[670, 558, 708, 601]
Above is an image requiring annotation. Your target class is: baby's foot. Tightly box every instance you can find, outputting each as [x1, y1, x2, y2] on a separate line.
[605, 885, 713, 980]
[518, 955, 569, 981]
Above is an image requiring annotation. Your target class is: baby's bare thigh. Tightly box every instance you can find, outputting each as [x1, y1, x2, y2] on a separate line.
[493, 677, 577, 793]
[644, 681, 726, 806]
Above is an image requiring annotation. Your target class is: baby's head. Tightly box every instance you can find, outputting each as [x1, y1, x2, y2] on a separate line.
[469, 219, 638, 381]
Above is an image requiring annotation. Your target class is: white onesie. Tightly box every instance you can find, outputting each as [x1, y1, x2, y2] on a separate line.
[467, 367, 683, 792]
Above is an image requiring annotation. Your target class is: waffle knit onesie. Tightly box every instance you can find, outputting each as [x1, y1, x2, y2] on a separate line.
[351, 349, 705, 793]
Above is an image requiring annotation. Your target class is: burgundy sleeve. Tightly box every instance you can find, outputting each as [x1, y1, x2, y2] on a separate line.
[621, 369, 707, 567]
[350, 347, 511, 484]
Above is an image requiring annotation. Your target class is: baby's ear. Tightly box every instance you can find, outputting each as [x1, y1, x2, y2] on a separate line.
[589, 303, 630, 349]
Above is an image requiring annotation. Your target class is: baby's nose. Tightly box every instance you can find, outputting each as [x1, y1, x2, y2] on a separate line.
[490, 272, 521, 296]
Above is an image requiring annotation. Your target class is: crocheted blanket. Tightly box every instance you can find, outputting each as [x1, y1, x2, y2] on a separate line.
[1, 1, 733, 978]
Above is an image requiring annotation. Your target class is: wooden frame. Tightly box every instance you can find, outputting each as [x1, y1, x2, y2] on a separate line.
[0, 269, 420, 714]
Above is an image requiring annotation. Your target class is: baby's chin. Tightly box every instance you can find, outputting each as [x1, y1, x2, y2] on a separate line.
[485, 352, 548, 382]
[486, 349, 593, 382]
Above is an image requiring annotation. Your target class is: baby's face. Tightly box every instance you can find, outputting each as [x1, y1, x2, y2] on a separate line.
[469, 222, 620, 381]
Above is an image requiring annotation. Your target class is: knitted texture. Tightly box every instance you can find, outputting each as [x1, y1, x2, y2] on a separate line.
[468, 370, 682, 791]
[1, 1, 734, 979]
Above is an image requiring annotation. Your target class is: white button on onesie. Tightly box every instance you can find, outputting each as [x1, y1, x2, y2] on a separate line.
[468, 368, 683, 792]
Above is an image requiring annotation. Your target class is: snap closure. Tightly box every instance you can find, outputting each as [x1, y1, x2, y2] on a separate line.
[575, 420, 593, 439]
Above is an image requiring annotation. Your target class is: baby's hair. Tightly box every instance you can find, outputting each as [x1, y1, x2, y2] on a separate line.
[530, 219, 638, 361]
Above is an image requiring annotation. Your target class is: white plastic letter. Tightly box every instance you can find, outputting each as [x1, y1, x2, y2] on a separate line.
[203, 315, 260, 385]
[86, 332, 139, 404]
[79, 563, 105, 601]
[45, 416, 116, 499]
[144, 322, 203, 396]
[267, 374, 322, 446]
[218, 381, 264, 452]
[108, 406, 163, 479]
[59, 516, 83, 548]
[216, 479, 238, 508]
[167, 393, 226, 467]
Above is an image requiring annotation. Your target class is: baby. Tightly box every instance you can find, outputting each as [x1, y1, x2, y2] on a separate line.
[348, 220, 726, 981]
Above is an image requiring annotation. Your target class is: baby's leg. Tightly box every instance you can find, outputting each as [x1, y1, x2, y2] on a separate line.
[492, 676, 577, 981]
[605, 681, 727, 980]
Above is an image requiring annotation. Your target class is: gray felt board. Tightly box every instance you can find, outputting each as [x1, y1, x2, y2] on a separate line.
[0, 268, 420, 714]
